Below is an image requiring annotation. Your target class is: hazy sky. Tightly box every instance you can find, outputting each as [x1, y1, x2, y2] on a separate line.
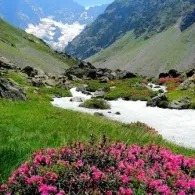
[75, 0, 114, 6]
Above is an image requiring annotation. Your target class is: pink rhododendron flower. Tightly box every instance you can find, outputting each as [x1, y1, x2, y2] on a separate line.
[120, 174, 130, 183]
[106, 190, 113, 195]
[27, 175, 43, 184]
[157, 185, 171, 194]
[2, 138, 195, 195]
[119, 187, 133, 195]
[75, 160, 84, 167]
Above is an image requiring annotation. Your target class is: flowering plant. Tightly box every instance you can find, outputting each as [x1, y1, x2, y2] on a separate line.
[159, 77, 183, 84]
[1, 136, 195, 195]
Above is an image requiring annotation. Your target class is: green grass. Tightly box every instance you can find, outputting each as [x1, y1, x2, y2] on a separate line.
[0, 84, 195, 184]
[74, 78, 157, 101]
[0, 72, 195, 184]
[2, 71, 28, 86]
[0, 93, 195, 184]
[166, 87, 195, 108]
[39, 87, 72, 98]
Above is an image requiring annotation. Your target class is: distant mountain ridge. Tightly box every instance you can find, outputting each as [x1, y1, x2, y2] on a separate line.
[66, 0, 195, 60]
[65, 0, 195, 76]
[0, 0, 109, 50]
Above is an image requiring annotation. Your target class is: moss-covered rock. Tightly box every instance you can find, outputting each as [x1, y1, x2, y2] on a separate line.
[79, 99, 110, 109]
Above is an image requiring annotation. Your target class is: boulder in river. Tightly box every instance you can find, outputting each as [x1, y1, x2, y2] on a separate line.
[168, 97, 191, 110]
[94, 112, 104, 117]
[70, 97, 85, 102]
[92, 90, 105, 98]
[0, 78, 27, 100]
[147, 94, 168, 108]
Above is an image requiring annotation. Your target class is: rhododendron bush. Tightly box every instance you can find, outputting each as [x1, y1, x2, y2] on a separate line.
[159, 77, 183, 84]
[1, 137, 195, 195]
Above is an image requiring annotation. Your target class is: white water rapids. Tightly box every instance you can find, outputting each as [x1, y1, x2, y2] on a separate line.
[52, 88, 195, 149]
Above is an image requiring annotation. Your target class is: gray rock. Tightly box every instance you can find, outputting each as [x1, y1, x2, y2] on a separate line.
[34, 74, 48, 80]
[47, 73, 56, 80]
[168, 97, 191, 109]
[179, 75, 195, 90]
[94, 112, 104, 117]
[82, 90, 91, 95]
[100, 76, 110, 83]
[22, 66, 38, 77]
[115, 112, 121, 115]
[92, 90, 105, 98]
[31, 78, 45, 87]
[0, 56, 20, 70]
[0, 68, 7, 76]
[147, 94, 168, 108]
[44, 79, 56, 87]
[69, 74, 82, 81]
[76, 85, 88, 93]
[22, 66, 45, 78]
[0, 78, 27, 100]
[63, 61, 136, 81]
[70, 97, 85, 102]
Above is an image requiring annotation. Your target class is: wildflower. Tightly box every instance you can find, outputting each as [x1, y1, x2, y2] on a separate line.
[106, 190, 113, 195]
[39, 184, 57, 194]
[157, 185, 171, 194]
[119, 187, 133, 195]
[0, 184, 8, 192]
[27, 175, 43, 184]
[75, 160, 84, 167]
[121, 174, 130, 184]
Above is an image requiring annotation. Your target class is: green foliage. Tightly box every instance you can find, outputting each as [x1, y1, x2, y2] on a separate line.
[79, 99, 111, 109]
[75, 78, 156, 101]
[39, 87, 72, 98]
[2, 71, 28, 86]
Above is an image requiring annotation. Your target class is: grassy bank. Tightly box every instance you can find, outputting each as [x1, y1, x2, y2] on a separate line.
[73, 78, 158, 101]
[0, 72, 195, 184]
[0, 88, 195, 184]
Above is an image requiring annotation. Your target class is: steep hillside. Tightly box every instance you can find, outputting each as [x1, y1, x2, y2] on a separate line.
[65, 0, 195, 76]
[0, 18, 77, 74]
[89, 24, 195, 76]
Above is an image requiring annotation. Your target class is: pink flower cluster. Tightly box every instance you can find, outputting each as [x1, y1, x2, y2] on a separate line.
[159, 77, 183, 84]
[1, 137, 195, 195]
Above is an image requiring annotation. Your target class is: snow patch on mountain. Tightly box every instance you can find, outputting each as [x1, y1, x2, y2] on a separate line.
[85, 4, 103, 10]
[26, 17, 85, 50]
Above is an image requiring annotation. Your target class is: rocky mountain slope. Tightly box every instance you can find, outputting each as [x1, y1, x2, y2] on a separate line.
[76, 0, 114, 6]
[0, 18, 77, 74]
[89, 23, 195, 76]
[66, 0, 195, 76]
[0, 0, 108, 50]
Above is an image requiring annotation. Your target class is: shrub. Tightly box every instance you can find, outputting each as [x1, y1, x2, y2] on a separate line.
[79, 99, 111, 109]
[159, 77, 183, 84]
[1, 136, 195, 195]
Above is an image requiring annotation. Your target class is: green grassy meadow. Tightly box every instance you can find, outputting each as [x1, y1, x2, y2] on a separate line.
[0, 72, 195, 184]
